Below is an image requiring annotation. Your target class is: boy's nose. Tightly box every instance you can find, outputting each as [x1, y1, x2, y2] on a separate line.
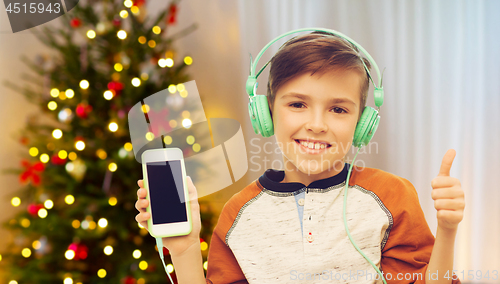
[305, 113, 328, 133]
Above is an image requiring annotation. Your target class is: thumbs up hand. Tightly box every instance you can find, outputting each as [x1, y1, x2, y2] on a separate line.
[431, 149, 465, 231]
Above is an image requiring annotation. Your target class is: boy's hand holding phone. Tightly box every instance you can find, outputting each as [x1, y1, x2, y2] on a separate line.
[431, 149, 465, 231]
[135, 176, 202, 257]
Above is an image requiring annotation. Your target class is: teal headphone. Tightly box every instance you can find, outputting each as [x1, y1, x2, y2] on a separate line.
[247, 27, 384, 148]
[246, 28, 388, 284]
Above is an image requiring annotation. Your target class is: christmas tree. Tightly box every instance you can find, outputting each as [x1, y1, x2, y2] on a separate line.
[0, 0, 215, 283]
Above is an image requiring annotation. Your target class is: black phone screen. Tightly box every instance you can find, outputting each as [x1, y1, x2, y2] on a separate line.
[146, 160, 188, 225]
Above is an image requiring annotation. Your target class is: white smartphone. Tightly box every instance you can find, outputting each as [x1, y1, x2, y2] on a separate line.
[141, 148, 192, 238]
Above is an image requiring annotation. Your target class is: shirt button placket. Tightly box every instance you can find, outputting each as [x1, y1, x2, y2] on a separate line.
[303, 188, 314, 244]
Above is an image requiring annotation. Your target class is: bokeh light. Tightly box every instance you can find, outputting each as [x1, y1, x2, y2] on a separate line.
[66, 89, 75, 98]
[44, 199, 53, 209]
[103, 246, 113, 255]
[145, 132, 154, 141]
[50, 88, 59, 97]
[139, 260, 148, 270]
[29, 147, 38, 157]
[22, 248, 31, 258]
[87, 30, 96, 39]
[75, 141, 85, 151]
[133, 249, 141, 259]
[40, 154, 50, 163]
[109, 122, 118, 132]
[123, 0, 132, 8]
[11, 197, 21, 207]
[114, 63, 123, 72]
[108, 163, 117, 172]
[163, 135, 172, 145]
[182, 118, 192, 129]
[184, 56, 193, 65]
[131, 77, 141, 87]
[48, 101, 57, 111]
[52, 129, 63, 139]
[98, 218, 108, 228]
[117, 30, 127, 40]
[65, 195, 75, 205]
[79, 80, 89, 89]
[97, 269, 106, 278]
[124, 142, 133, 151]
[38, 208, 47, 218]
[108, 197, 117, 206]
[165, 58, 174, 67]
[58, 150, 68, 159]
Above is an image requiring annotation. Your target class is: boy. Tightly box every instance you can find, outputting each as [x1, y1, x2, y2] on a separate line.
[135, 31, 465, 283]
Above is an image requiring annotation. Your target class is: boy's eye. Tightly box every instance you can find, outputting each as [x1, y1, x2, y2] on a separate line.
[331, 107, 347, 114]
[289, 102, 304, 108]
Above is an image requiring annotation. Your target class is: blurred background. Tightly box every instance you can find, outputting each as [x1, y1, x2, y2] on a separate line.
[0, 0, 499, 283]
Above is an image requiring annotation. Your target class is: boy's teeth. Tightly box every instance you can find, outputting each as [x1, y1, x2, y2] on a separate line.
[298, 140, 328, 149]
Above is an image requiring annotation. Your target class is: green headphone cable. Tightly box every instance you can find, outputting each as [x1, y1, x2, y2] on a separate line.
[156, 237, 175, 284]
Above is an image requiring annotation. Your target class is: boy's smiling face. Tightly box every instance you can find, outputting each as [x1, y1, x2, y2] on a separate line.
[272, 68, 362, 183]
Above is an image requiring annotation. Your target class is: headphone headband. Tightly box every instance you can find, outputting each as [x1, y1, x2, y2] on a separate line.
[246, 27, 384, 108]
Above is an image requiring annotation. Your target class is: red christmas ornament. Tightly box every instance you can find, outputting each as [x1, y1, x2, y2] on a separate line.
[70, 18, 81, 28]
[146, 263, 156, 272]
[51, 154, 67, 166]
[68, 243, 89, 260]
[167, 4, 177, 25]
[133, 0, 145, 7]
[76, 244, 88, 260]
[146, 108, 170, 137]
[118, 110, 126, 119]
[20, 160, 45, 186]
[20, 136, 29, 145]
[112, 18, 121, 27]
[123, 276, 136, 284]
[28, 203, 44, 216]
[107, 81, 124, 91]
[150, 56, 159, 65]
[76, 103, 93, 119]
[162, 246, 169, 256]
[107, 81, 124, 96]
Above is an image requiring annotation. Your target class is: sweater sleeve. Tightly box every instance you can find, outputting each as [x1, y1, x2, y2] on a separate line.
[205, 182, 263, 284]
[380, 176, 461, 284]
[205, 220, 248, 284]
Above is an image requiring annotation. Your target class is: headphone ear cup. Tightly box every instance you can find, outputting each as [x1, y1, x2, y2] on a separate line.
[353, 107, 380, 148]
[248, 98, 261, 135]
[248, 95, 274, 137]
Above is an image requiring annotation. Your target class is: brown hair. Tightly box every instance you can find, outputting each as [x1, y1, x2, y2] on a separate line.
[266, 31, 371, 121]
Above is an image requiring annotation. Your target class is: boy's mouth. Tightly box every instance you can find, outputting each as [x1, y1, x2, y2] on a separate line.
[294, 139, 332, 150]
